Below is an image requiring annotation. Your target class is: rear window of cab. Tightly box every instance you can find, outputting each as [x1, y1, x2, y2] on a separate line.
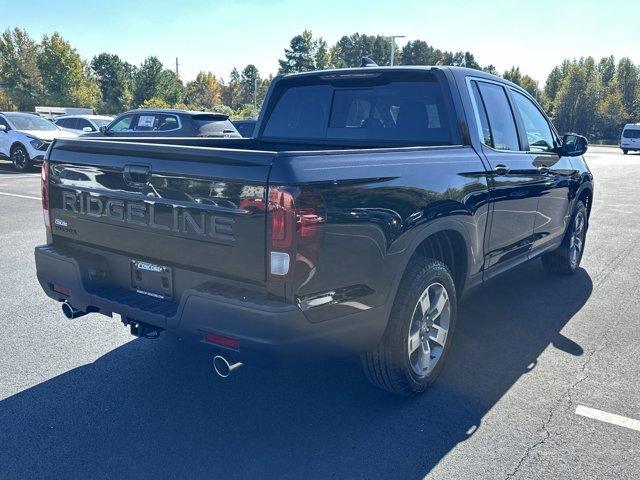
[262, 73, 455, 146]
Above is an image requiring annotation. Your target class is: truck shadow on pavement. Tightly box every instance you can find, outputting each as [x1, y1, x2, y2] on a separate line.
[0, 261, 592, 480]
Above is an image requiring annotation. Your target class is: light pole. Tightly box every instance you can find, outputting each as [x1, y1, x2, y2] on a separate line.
[388, 35, 405, 66]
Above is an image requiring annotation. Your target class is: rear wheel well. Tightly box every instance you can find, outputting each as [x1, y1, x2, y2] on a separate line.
[412, 230, 467, 293]
[10, 142, 27, 155]
[578, 188, 592, 221]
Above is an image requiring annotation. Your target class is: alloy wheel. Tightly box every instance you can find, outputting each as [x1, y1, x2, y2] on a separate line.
[407, 282, 451, 377]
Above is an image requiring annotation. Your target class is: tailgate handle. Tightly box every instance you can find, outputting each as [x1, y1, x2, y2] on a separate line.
[123, 164, 151, 187]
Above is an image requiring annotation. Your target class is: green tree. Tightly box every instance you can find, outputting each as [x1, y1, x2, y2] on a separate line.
[330, 33, 394, 68]
[598, 55, 616, 88]
[37, 33, 99, 107]
[132, 56, 163, 106]
[314, 37, 330, 70]
[400, 40, 441, 65]
[0, 88, 14, 110]
[221, 68, 241, 109]
[0, 28, 44, 110]
[158, 69, 184, 105]
[91, 53, 133, 113]
[503, 66, 543, 101]
[482, 65, 499, 76]
[596, 91, 626, 142]
[139, 96, 170, 109]
[239, 64, 260, 106]
[439, 51, 480, 69]
[278, 30, 316, 73]
[615, 58, 638, 118]
[184, 71, 221, 110]
[544, 65, 564, 112]
[553, 58, 601, 139]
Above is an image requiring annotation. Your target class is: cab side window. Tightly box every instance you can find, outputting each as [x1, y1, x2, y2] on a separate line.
[109, 115, 135, 132]
[77, 119, 95, 132]
[511, 90, 555, 153]
[473, 81, 520, 151]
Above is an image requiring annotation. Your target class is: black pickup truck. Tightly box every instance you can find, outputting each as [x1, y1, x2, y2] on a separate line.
[35, 66, 593, 396]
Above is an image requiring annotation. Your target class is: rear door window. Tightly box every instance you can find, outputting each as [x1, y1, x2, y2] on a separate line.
[475, 82, 520, 151]
[76, 119, 95, 132]
[57, 118, 78, 130]
[134, 114, 158, 131]
[263, 77, 453, 145]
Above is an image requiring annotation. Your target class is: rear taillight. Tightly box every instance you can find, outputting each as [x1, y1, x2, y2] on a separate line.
[268, 186, 324, 279]
[41, 161, 50, 230]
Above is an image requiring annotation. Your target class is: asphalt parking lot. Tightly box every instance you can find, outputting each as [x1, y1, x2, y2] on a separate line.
[0, 146, 638, 480]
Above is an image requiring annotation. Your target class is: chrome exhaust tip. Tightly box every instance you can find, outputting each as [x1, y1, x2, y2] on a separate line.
[61, 301, 86, 319]
[213, 355, 243, 378]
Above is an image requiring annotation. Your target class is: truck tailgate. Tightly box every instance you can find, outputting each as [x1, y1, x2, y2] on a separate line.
[47, 139, 274, 284]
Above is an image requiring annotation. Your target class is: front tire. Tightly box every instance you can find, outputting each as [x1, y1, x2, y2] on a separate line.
[541, 201, 587, 275]
[622, 149, 628, 155]
[11, 145, 31, 171]
[361, 258, 457, 396]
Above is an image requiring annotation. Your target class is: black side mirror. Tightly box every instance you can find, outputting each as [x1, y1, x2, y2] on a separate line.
[561, 133, 588, 157]
[99, 125, 108, 134]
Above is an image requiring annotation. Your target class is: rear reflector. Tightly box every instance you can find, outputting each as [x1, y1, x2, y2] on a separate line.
[203, 331, 239, 350]
[52, 284, 71, 296]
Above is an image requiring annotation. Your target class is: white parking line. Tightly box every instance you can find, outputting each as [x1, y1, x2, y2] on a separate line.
[0, 175, 40, 180]
[576, 405, 640, 432]
[0, 191, 40, 200]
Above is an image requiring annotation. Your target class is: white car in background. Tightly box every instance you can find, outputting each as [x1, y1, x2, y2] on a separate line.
[0, 112, 77, 171]
[54, 115, 114, 135]
[620, 123, 640, 155]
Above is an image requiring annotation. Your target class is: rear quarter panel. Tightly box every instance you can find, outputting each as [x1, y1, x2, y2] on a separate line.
[270, 146, 490, 322]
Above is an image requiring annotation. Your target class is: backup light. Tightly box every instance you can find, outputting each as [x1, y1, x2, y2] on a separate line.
[270, 252, 290, 276]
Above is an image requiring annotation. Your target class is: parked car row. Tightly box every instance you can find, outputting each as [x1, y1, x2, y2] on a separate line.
[0, 109, 258, 170]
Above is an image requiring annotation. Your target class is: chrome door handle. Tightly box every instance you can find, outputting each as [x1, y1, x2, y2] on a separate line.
[493, 164, 510, 176]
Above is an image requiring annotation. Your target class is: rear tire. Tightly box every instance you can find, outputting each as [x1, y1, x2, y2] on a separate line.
[622, 149, 628, 155]
[361, 258, 457, 396]
[541, 201, 587, 275]
[11, 144, 31, 171]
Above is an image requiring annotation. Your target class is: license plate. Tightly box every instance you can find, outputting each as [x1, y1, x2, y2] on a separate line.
[131, 260, 173, 300]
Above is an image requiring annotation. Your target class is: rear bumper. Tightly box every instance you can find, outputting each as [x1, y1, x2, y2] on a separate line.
[34, 244, 388, 366]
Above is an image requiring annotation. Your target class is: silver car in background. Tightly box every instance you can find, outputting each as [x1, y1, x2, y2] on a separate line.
[54, 115, 114, 135]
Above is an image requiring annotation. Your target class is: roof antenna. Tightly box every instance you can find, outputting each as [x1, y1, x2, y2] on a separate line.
[360, 57, 378, 68]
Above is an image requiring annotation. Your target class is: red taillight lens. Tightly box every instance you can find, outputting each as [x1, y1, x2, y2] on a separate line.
[41, 161, 50, 229]
[269, 187, 296, 249]
[268, 186, 325, 279]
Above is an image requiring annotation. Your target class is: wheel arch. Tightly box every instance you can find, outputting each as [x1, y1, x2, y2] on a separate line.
[388, 219, 474, 306]
[577, 184, 593, 221]
[10, 141, 28, 155]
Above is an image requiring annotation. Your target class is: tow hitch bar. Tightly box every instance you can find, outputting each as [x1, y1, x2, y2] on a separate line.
[123, 317, 163, 339]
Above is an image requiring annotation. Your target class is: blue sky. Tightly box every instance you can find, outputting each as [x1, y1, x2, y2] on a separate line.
[1, 0, 637, 83]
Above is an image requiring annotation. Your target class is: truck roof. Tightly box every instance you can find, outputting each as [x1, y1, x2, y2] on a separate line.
[278, 65, 514, 85]
[121, 108, 230, 118]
